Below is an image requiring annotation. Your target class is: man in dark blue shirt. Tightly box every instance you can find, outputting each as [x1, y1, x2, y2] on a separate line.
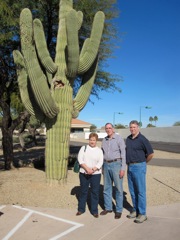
[126, 120, 154, 223]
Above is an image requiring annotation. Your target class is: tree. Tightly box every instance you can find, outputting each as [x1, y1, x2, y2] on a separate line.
[173, 121, 180, 126]
[0, 0, 28, 169]
[147, 123, 155, 128]
[0, 0, 43, 169]
[27, 116, 43, 145]
[149, 116, 153, 124]
[90, 124, 97, 132]
[154, 116, 158, 126]
[115, 123, 125, 129]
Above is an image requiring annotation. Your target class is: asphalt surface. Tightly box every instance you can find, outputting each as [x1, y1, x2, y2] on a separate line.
[70, 140, 180, 153]
[150, 141, 180, 153]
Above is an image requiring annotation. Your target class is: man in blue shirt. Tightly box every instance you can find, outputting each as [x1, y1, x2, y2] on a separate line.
[100, 123, 126, 219]
[126, 120, 154, 223]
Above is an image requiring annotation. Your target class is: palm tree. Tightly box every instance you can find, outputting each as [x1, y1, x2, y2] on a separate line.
[154, 116, 158, 126]
[149, 116, 153, 124]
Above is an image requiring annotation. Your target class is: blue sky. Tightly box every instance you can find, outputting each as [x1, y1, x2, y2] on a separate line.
[79, 0, 180, 128]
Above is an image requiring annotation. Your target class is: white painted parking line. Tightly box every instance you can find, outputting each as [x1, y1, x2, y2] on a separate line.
[6, 205, 84, 240]
[0, 205, 6, 210]
[13, 205, 84, 226]
[49, 225, 82, 240]
[2, 210, 33, 240]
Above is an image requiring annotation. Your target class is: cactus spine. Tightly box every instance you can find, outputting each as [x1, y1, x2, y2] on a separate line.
[13, 0, 105, 183]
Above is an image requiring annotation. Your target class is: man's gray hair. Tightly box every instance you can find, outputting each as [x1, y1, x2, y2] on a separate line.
[129, 120, 139, 126]
[105, 123, 114, 128]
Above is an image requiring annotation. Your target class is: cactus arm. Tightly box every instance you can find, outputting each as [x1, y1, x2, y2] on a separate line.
[72, 107, 79, 119]
[77, 11, 83, 30]
[66, 9, 79, 78]
[33, 19, 57, 75]
[79, 38, 90, 59]
[13, 50, 34, 115]
[13, 50, 47, 122]
[45, 71, 53, 86]
[73, 57, 98, 111]
[20, 9, 59, 119]
[73, 11, 105, 111]
[59, 0, 73, 19]
[78, 11, 105, 74]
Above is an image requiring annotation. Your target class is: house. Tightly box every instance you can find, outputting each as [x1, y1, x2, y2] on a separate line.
[34, 119, 92, 136]
[71, 119, 92, 133]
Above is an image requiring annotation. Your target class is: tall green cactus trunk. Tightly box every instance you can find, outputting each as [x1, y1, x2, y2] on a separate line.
[13, 0, 105, 183]
[45, 87, 73, 183]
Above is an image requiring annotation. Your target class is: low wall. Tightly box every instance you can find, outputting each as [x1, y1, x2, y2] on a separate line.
[1, 126, 180, 146]
[117, 126, 180, 143]
[72, 126, 180, 143]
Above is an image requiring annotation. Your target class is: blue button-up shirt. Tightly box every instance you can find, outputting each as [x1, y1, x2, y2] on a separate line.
[101, 133, 126, 171]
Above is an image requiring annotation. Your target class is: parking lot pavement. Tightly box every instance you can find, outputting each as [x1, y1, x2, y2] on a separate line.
[0, 203, 180, 240]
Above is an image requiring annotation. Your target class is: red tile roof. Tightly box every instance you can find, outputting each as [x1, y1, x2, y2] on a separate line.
[71, 119, 91, 126]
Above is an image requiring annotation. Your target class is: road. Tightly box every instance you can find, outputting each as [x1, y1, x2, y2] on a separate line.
[150, 141, 180, 153]
[70, 140, 180, 168]
[70, 140, 180, 154]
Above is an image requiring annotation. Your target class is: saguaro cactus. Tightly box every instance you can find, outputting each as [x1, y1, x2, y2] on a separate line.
[13, 0, 105, 183]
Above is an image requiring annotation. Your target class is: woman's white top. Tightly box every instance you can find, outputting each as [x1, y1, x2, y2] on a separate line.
[78, 145, 103, 174]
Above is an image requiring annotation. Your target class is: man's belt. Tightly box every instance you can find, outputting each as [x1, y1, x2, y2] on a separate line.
[104, 158, 121, 163]
[128, 162, 139, 165]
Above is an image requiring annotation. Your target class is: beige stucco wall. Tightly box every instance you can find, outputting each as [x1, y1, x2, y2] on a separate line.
[116, 126, 180, 143]
[70, 126, 180, 143]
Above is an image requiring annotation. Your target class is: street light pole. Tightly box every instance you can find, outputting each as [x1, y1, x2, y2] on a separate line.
[139, 106, 152, 127]
[113, 112, 123, 126]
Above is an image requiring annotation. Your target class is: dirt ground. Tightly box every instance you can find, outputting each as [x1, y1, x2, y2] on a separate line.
[0, 142, 180, 211]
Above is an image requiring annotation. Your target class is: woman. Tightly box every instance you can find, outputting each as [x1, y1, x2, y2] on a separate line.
[76, 133, 103, 218]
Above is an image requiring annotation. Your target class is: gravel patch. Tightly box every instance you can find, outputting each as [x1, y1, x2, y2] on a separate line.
[0, 154, 179, 210]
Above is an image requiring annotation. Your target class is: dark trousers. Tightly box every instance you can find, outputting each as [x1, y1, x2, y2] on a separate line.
[78, 173, 101, 214]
